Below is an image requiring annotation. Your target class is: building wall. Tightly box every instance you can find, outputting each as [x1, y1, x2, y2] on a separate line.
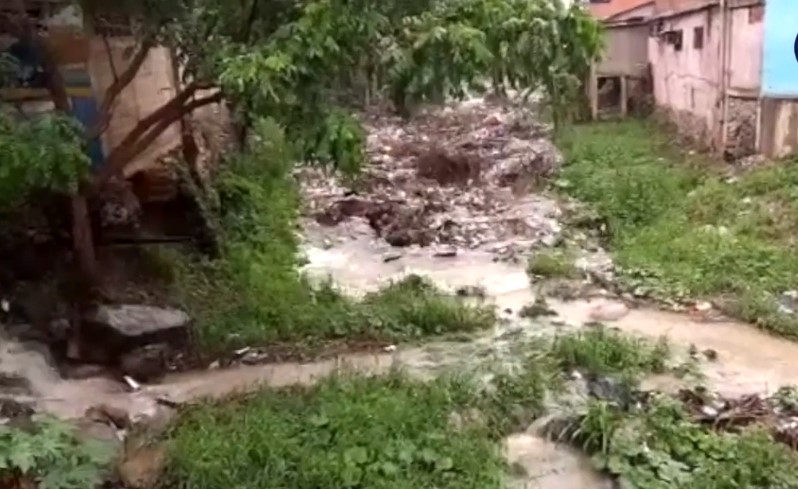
[648, 2, 764, 154]
[648, 7, 721, 149]
[727, 4, 764, 94]
[611, 3, 655, 20]
[597, 23, 650, 77]
[723, 3, 764, 159]
[87, 37, 182, 177]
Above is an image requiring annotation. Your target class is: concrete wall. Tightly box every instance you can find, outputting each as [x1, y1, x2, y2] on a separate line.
[760, 99, 798, 159]
[87, 37, 181, 177]
[649, 7, 721, 149]
[598, 23, 650, 77]
[727, 4, 763, 94]
[649, 3, 764, 154]
[721, 4, 763, 158]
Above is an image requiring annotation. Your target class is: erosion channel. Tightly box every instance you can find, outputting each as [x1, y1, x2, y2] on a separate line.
[3, 98, 798, 488]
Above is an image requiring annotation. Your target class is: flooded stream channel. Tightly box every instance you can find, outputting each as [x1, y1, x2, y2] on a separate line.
[3, 234, 798, 488]
[2, 98, 797, 488]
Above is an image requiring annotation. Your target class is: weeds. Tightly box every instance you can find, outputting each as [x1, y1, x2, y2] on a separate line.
[551, 327, 669, 380]
[527, 250, 578, 279]
[164, 373, 506, 489]
[0, 416, 114, 489]
[166, 120, 494, 353]
[571, 395, 798, 489]
[558, 120, 798, 337]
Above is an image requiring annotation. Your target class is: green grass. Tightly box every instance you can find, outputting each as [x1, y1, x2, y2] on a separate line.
[162, 329, 675, 489]
[165, 119, 495, 353]
[527, 249, 578, 278]
[551, 327, 669, 379]
[164, 374, 507, 489]
[571, 395, 798, 489]
[557, 120, 798, 337]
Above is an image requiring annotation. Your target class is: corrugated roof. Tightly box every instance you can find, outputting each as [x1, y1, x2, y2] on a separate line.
[588, 0, 655, 19]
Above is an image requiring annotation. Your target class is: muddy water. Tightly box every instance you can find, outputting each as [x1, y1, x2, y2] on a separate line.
[3, 229, 798, 488]
[303, 235, 798, 398]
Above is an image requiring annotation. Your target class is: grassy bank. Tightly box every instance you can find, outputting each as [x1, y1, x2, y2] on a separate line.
[557, 120, 798, 337]
[161, 328, 671, 489]
[165, 119, 495, 353]
[161, 328, 798, 488]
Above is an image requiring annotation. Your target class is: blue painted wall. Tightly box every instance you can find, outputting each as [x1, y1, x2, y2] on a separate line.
[761, 0, 798, 97]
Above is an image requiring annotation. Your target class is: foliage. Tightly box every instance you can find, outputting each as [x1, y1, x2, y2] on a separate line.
[572, 396, 798, 489]
[526, 249, 578, 278]
[166, 119, 494, 351]
[108, 0, 601, 172]
[0, 111, 90, 208]
[162, 329, 680, 487]
[557, 120, 798, 337]
[551, 327, 670, 379]
[164, 373, 506, 489]
[0, 416, 114, 489]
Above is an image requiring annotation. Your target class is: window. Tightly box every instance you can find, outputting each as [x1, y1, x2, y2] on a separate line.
[662, 29, 684, 51]
[749, 5, 764, 23]
[693, 26, 704, 49]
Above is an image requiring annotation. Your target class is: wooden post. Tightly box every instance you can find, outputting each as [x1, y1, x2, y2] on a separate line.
[589, 63, 599, 120]
[620, 76, 629, 117]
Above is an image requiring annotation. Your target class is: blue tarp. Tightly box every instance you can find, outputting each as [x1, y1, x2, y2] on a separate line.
[69, 96, 105, 169]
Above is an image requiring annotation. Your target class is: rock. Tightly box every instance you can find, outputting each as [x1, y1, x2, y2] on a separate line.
[62, 363, 109, 380]
[119, 343, 171, 382]
[433, 245, 458, 257]
[587, 376, 635, 409]
[86, 404, 130, 429]
[118, 444, 167, 489]
[82, 305, 190, 364]
[382, 251, 403, 263]
[586, 301, 629, 322]
[415, 148, 481, 186]
[0, 399, 34, 420]
[487, 138, 563, 187]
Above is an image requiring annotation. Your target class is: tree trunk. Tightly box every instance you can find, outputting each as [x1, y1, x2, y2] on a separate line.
[29, 26, 99, 359]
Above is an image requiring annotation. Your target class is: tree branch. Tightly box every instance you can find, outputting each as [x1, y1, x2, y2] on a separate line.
[101, 81, 206, 164]
[87, 37, 156, 140]
[97, 91, 223, 184]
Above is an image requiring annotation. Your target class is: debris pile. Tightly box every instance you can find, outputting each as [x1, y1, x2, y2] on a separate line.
[300, 99, 565, 254]
[677, 386, 798, 450]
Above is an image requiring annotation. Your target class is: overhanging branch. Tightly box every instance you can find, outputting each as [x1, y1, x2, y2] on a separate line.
[96, 90, 223, 184]
[87, 37, 156, 140]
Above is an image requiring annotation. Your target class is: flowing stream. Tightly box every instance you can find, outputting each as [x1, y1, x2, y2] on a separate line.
[1, 235, 797, 487]
[1, 98, 796, 487]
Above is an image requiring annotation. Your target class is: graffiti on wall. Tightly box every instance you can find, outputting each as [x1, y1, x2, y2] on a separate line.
[762, 0, 798, 96]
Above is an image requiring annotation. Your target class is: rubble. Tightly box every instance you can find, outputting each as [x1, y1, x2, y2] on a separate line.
[299, 99, 565, 254]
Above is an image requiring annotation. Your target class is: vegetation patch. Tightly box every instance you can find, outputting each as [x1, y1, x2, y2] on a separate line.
[557, 120, 798, 337]
[162, 328, 678, 488]
[527, 249, 579, 279]
[569, 395, 798, 489]
[0, 416, 113, 489]
[165, 120, 494, 353]
[551, 327, 669, 380]
[164, 374, 507, 489]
